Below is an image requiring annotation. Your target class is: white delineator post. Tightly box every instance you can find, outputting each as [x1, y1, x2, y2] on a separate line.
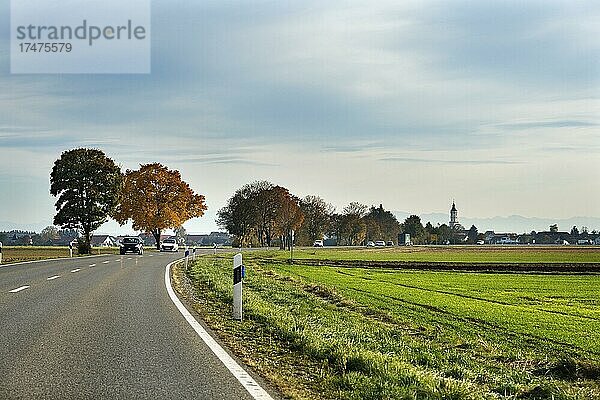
[0, 241, 3, 264]
[233, 253, 243, 320]
[69, 243, 73, 258]
[184, 246, 190, 269]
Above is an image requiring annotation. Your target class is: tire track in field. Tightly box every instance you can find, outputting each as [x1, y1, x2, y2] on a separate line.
[335, 269, 600, 322]
[343, 284, 597, 356]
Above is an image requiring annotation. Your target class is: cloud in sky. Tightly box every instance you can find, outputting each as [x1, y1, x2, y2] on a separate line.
[0, 0, 598, 233]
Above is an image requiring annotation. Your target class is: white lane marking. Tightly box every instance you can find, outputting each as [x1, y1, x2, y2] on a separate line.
[115, 259, 121, 262]
[89, 264, 96, 267]
[47, 275, 60, 281]
[127, 257, 132, 260]
[148, 255, 153, 257]
[102, 261, 110, 264]
[165, 260, 273, 400]
[71, 268, 81, 273]
[9, 285, 30, 293]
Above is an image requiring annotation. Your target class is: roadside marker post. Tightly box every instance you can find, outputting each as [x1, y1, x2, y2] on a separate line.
[69, 243, 73, 258]
[192, 246, 196, 261]
[233, 253, 243, 320]
[0, 241, 3, 264]
[184, 246, 190, 269]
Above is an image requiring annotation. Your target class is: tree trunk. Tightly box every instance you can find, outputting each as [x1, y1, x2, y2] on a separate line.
[153, 229, 161, 249]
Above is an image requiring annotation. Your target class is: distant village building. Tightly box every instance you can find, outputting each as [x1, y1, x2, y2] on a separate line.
[90, 235, 118, 247]
[185, 232, 233, 246]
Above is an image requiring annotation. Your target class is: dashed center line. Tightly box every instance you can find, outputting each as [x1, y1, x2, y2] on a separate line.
[47, 275, 60, 281]
[102, 261, 110, 264]
[127, 257, 132, 260]
[115, 259, 121, 262]
[9, 286, 30, 293]
[71, 268, 81, 273]
[89, 264, 96, 267]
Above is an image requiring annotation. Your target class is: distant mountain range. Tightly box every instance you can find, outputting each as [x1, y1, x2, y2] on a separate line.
[392, 212, 600, 234]
[2, 214, 600, 236]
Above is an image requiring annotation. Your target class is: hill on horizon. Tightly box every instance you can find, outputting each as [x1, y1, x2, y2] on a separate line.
[392, 212, 600, 234]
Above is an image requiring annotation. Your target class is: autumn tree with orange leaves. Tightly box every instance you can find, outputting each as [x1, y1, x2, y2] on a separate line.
[114, 163, 207, 248]
[273, 188, 304, 250]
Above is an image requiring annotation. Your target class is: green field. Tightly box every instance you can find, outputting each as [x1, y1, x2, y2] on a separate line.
[0, 246, 119, 264]
[265, 246, 600, 264]
[175, 248, 600, 400]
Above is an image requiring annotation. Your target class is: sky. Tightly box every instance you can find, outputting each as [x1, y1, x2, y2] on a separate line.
[0, 0, 599, 234]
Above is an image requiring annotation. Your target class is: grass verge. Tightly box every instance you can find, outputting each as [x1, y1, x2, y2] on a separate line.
[0, 246, 120, 265]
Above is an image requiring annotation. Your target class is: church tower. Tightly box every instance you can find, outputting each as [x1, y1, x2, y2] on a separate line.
[449, 201, 458, 229]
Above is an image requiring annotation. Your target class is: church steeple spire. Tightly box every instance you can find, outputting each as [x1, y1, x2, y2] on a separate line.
[450, 201, 458, 228]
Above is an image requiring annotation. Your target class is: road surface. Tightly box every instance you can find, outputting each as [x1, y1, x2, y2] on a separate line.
[0, 251, 274, 399]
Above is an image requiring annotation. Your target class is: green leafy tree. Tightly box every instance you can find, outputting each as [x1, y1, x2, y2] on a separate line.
[217, 184, 258, 247]
[437, 224, 453, 244]
[40, 226, 60, 245]
[174, 226, 187, 245]
[549, 224, 559, 233]
[467, 225, 478, 244]
[403, 215, 426, 244]
[364, 204, 401, 242]
[339, 203, 367, 245]
[50, 148, 122, 254]
[297, 195, 335, 245]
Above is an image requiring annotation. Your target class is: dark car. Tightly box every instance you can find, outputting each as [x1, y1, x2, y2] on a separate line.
[119, 237, 144, 255]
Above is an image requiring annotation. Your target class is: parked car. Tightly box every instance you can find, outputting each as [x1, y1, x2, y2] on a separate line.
[160, 238, 179, 252]
[375, 240, 386, 247]
[119, 236, 144, 255]
[313, 240, 324, 247]
[386, 241, 394, 246]
[366, 241, 375, 247]
[477, 240, 485, 245]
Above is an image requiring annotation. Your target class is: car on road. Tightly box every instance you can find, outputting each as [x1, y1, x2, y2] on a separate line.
[160, 238, 179, 252]
[313, 240, 324, 247]
[386, 241, 394, 246]
[375, 240, 386, 247]
[119, 236, 144, 255]
[366, 241, 375, 247]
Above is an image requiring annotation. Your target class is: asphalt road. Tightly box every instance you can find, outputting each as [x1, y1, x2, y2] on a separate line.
[0, 251, 270, 399]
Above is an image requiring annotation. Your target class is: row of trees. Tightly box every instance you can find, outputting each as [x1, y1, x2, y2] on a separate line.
[216, 181, 304, 249]
[218, 181, 458, 247]
[50, 148, 206, 253]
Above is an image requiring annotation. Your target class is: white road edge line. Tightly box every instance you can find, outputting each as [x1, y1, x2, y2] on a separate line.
[9, 285, 30, 293]
[47, 275, 60, 280]
[164, 260, 273, 400]
[71, 268, 81, 273]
